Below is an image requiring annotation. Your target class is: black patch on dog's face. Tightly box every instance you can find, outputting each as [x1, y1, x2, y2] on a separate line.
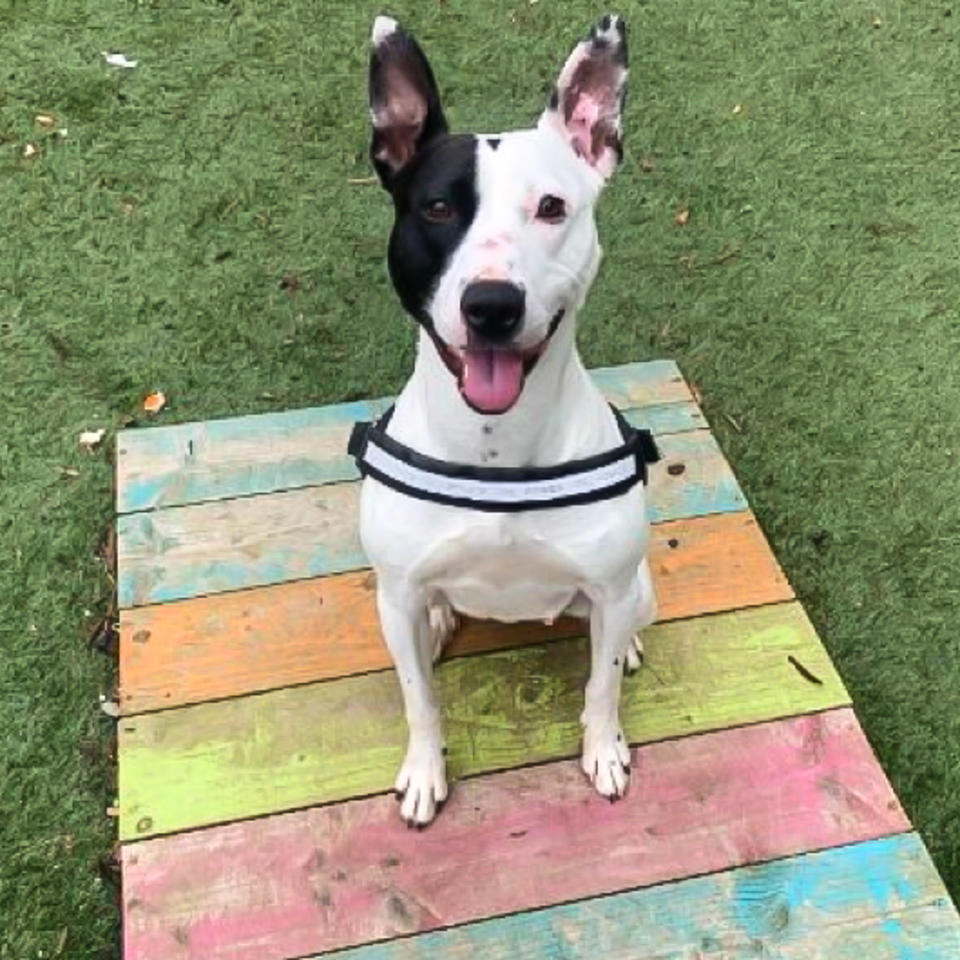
[385, 134, 478, 322]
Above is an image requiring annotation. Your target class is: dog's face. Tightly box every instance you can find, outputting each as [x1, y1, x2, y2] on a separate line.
[369, 15, 628, 415]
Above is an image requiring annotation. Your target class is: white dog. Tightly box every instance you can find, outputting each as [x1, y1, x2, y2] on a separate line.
[353, 14, 658, 827]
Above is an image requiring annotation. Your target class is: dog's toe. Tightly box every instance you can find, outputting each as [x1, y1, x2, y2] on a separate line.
[582, 727, 632, 799]
[395, 742, 448, 827]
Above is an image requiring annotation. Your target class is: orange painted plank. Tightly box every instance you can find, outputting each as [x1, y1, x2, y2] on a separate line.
[120, 709, 909, 960]
[119, 510, 791, 714]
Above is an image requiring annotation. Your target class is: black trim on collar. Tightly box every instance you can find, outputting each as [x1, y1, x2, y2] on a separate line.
[348, 404, 660, 512]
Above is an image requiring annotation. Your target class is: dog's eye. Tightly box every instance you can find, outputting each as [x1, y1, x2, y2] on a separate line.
[536, 194, 566, 223]
[423, 199, 453, 223]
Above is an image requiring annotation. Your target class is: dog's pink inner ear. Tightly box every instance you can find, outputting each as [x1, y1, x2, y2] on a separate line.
[546, 24, 627, 180]
[562, 60, 623, 172]
[372, 68, 429, 171]
[369, 22, 447, 182]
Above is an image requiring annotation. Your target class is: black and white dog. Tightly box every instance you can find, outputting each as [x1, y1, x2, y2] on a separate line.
[355, 14, 657, 826]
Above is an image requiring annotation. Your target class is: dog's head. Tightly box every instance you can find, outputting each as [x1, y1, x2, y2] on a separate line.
[369, 15, 627, 414]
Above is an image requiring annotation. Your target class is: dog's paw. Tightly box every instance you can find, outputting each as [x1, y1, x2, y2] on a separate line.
[394, 742, 448, 828]
[624, 632, 644, 675]
[428, 601, 460, 663]
[581, 726, 631, 800]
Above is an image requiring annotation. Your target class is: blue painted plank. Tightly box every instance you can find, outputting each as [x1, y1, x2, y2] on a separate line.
[330, 834, 960, 960]
[115, 360, 697, 513]
[116, 428, 743, 608]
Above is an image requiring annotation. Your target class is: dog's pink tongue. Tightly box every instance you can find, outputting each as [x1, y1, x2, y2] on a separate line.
[461, 348, 524, 413]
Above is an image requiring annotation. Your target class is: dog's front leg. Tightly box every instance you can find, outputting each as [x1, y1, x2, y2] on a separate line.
[377, 582, 448, 827]
[581, 566, 655, 799]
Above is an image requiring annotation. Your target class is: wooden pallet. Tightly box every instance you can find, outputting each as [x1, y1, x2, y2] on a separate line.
[115, 361, 960, 959]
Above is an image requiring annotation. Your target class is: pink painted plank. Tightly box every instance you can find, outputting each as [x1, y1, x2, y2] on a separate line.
[122, 709, 908, 960]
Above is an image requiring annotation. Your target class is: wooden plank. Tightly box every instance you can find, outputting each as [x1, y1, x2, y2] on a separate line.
[327, 834, 960, 960]
[118, 602, 847, 839]
[116, 360, 696, 513]
[119, 511, 792, 714]
[116, 396, 393, 514]
[120, 709, 909, 959]
[116, 428, 745, 608]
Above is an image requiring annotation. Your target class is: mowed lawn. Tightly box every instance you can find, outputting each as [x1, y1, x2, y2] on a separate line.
[1, 1, 958, 955]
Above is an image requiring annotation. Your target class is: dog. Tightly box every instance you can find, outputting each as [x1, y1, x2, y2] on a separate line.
[355, 13, 657, 827]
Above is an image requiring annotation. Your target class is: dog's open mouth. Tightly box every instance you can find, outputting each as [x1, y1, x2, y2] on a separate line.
[430, 310, 565, 415]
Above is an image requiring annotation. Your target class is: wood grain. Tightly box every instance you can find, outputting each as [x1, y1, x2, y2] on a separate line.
[115, 360, 696, 513]
[118, 602, 848, 839]
[119, 511, 792, 714]
[116, 428, 746, 608]
[326, 833, 960, 960]
[120, 709, 909, 960]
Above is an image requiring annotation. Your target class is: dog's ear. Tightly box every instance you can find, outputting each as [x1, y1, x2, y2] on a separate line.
[540, 14, 628, 180]
[369, 16, 448, 187]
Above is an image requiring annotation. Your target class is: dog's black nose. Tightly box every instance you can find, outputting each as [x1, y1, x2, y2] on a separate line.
[461, 281, 525, 342]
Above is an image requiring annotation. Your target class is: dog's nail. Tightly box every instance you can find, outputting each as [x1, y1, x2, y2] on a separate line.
[415, 821, 427, 832]
[394, 789, 405, 801]
[435, 797, 447, 814]
[622, 762, 631, 774]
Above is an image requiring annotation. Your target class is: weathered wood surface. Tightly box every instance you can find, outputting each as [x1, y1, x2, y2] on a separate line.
[115, 360, 697, 513]
[327, 834, 960, 960]
[116, 428, 746, 608]
[118, 602, 847, 839]
[120, 709, 908, 960]
[119, 511, 791, 714]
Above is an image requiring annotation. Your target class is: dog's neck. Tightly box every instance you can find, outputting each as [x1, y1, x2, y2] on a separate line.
[388, 318, 619, 468]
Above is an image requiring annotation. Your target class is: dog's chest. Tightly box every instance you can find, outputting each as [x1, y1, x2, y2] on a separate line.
[416, 519, 586, 621]
[360, 480, 647, 622]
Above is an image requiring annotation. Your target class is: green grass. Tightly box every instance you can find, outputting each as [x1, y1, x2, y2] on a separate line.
[1, 0, 958, 955]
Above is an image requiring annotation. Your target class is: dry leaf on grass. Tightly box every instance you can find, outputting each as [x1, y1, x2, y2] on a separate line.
[34, 112, 57, 127]
[22, 143, 37, 159]
[675, 206, 690, 227]
[143, 391, 166, 414]
[79, 428, 105, 451]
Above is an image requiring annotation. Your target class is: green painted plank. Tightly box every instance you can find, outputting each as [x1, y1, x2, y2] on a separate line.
[116, 360, 697, 513]
[118, 601, 848, 839]
[330, 834, 960, 960]
[116, 427, 744, 608]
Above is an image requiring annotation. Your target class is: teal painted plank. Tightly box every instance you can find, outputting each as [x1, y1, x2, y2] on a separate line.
[331, 834, 960, 960]
[116, 428, 743, 608]
[115, 396, 395, 514]
[115, 360, 696, 513]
